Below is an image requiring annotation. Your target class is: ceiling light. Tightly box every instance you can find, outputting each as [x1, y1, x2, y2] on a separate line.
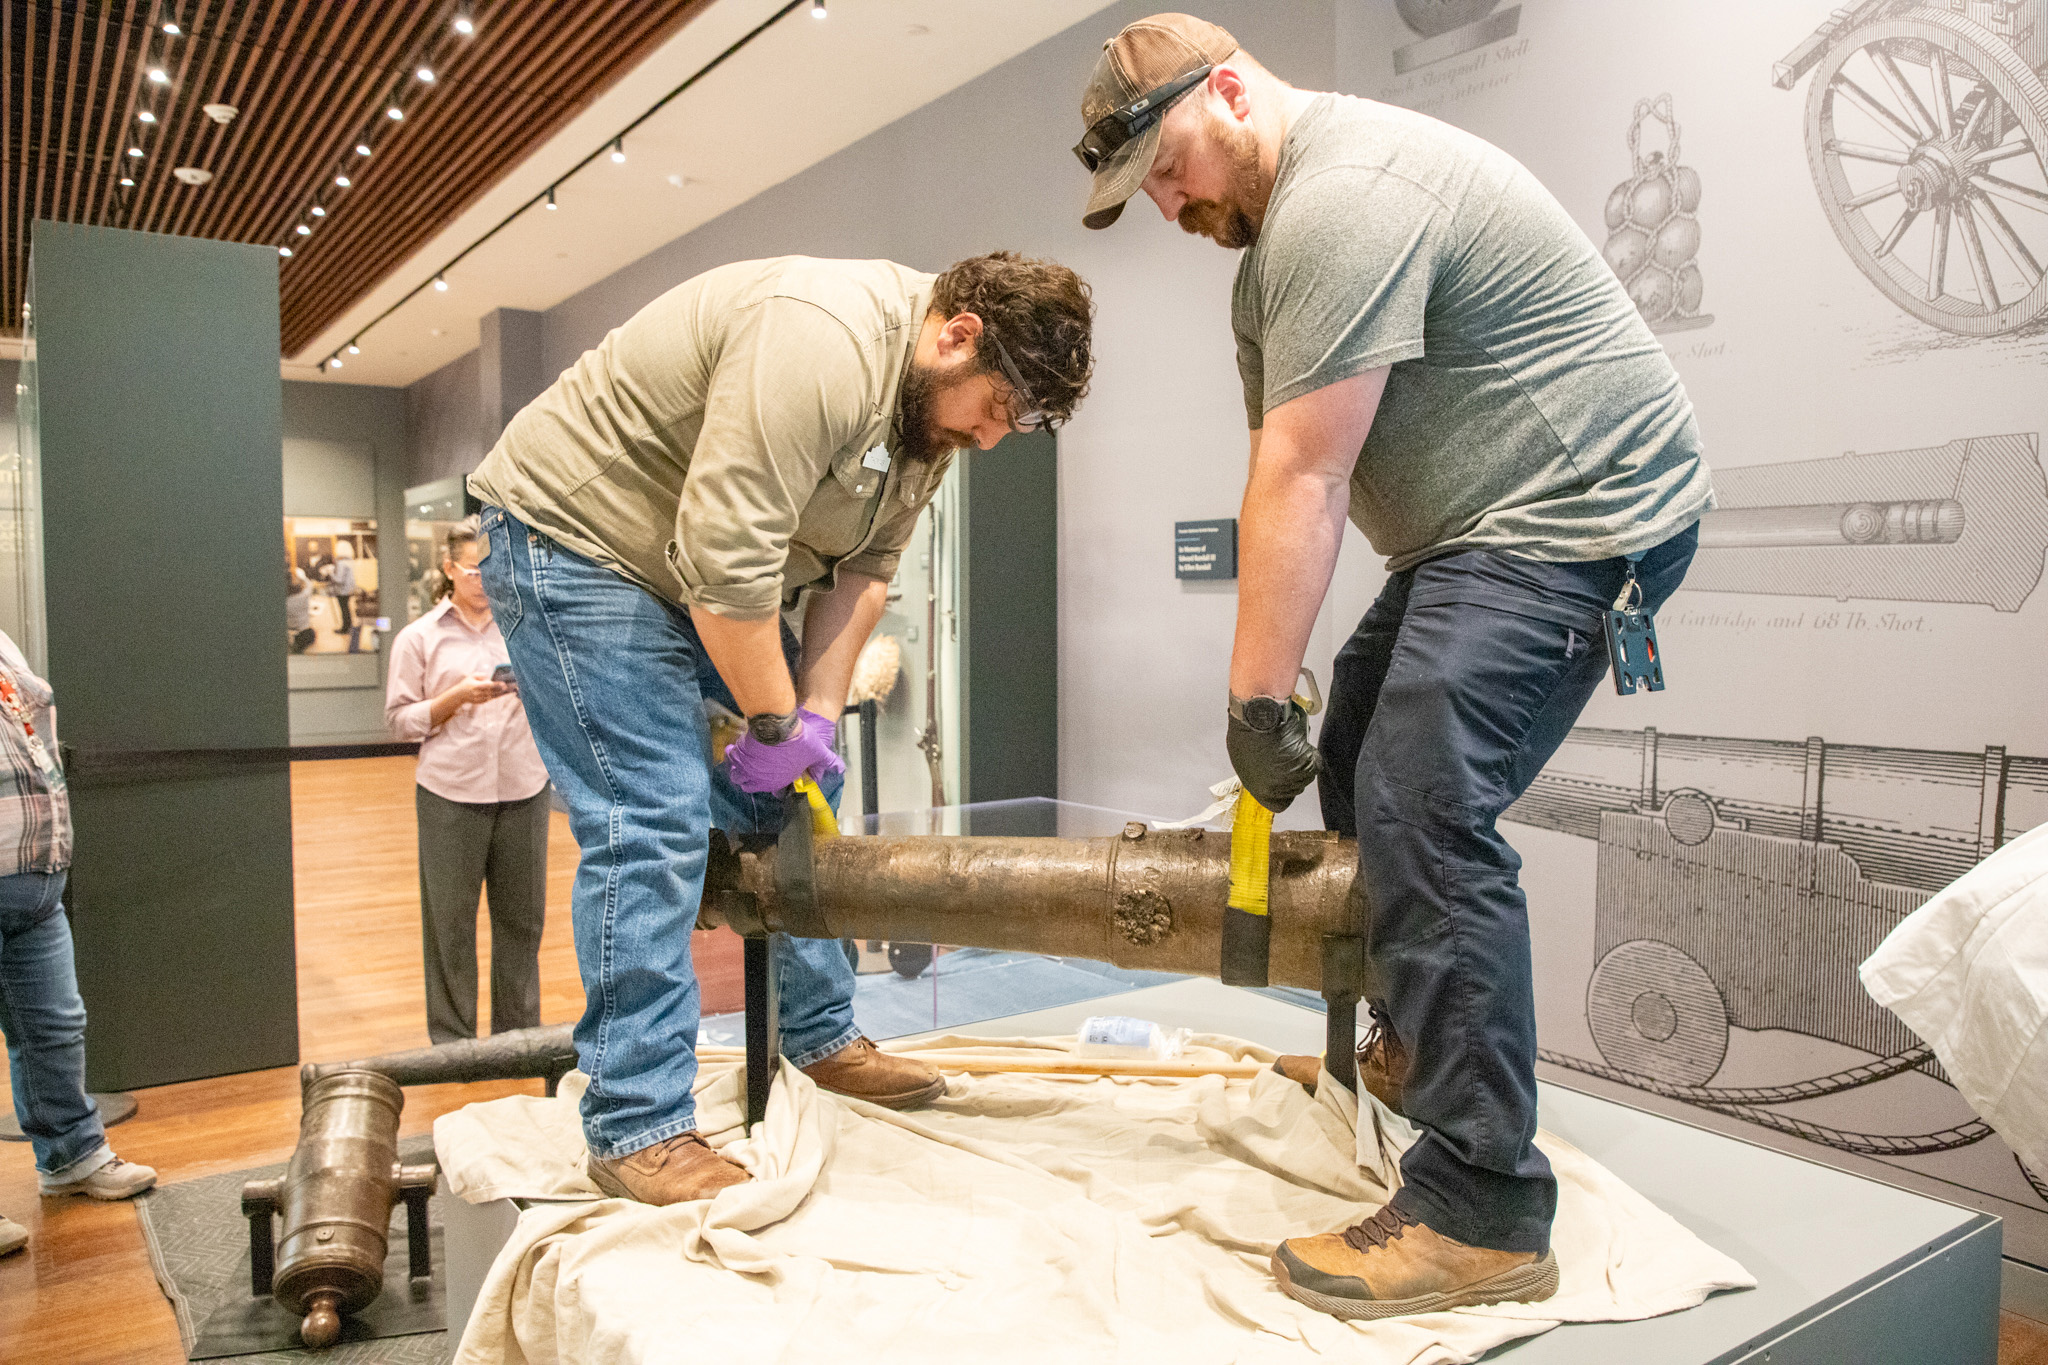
[416, 66, 435, 83]
[311, 205, 326, 217]
[545, 187, 557, 210]
[355, 143, 371, 156]
[278, 246, 292, 257]
[295, 223, 311, 235]
[203, 102, 236, 124]
[328, 357, 343, 370]
[148, 68, 169, 84]
[119, 175, 135, 187]
[162, 21, 180, 35]
[453, 12, 474, 35]
[434, 274, 448, 291]
[387, 105, 404, 121]
[347, 343, 360, 355]
[811, 0, 826, 17]
[610, 138, 625, 163]
[128, 146, 143, 157]
[334, 174, 350, 188]
[137, 110, 156, 124]
[172, 166, 212, 185]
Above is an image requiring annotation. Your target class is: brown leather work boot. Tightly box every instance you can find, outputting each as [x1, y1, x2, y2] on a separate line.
[801, 1036, 946, 1109]
[586, 1131, 751, 1205]
[1272, 1006, 1410, 1112]
[1271, 1204, 1558, 1321]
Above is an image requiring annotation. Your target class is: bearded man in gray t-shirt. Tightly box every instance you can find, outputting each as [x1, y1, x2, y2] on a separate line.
[1076, 13, 1713, 1320]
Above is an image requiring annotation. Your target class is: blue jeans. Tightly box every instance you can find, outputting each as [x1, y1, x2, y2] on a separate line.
[477, 505, 861, 1159]
[0, 871, 106, 1175]
[1317, 524, 1698, 1253]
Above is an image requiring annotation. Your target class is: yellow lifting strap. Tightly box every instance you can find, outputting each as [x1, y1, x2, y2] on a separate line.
[1227, 788, 1273, 916]
[792, 774, 840, 840]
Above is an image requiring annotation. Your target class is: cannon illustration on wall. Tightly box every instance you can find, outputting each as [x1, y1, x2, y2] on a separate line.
[1775, 0, 2048, 336]
[1506, 724, 2048, 1165]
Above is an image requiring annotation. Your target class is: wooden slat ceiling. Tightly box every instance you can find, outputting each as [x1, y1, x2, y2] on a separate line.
[4, 0, 712, 358]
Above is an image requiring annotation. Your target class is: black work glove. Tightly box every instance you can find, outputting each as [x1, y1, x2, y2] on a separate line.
[1226, 696, 1321, 813]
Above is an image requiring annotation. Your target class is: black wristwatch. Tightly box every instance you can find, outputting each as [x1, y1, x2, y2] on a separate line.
[746, 709, 802, 744]
[1228, 693, 1291, 731]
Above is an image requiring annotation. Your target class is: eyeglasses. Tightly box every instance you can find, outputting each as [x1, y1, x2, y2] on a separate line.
[1071, 64, 1213, 173]
[985, 329, 1057, 432]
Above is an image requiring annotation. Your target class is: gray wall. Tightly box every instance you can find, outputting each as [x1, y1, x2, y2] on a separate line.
[406, 348, 484, 488]
[281, 379, 409, 743]
[404, 0, 1346, 824]
[31, 221, 297, 1087]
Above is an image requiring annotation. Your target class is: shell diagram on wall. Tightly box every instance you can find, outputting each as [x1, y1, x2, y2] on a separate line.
[1506, 726, 2048, 1195]
[1391, 0, 1521, 74]
[1603, 95, 1713, 333]
[1774, 0, 2048, 338]
[1688, 431, 2048, 611]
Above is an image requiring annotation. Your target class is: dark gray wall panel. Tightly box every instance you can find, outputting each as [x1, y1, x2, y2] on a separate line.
[965, 431, 1058, 802]
[31, 221, 297, 1088]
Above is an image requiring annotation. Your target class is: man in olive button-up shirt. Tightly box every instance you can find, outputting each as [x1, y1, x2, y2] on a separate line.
[471, 251, 1094, 1205]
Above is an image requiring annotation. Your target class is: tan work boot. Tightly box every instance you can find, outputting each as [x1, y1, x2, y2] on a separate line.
[586, 1131, 750, 1206]
[1272, 1204, 1557, 1321]
[1272, 1009, 1410, 1113]
[801, 1036, 945, 1109]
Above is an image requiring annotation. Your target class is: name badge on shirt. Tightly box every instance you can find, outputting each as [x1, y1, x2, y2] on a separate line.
[861, 445, 892, 474]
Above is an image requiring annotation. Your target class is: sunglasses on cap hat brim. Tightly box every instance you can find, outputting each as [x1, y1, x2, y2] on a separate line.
[1071, 63, 1213, 173]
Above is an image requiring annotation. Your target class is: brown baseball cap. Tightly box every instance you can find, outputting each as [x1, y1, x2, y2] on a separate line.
[1077, 13, 1239, 230]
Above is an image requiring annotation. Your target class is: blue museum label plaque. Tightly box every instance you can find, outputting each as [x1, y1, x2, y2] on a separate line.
[1175, 519, 1237, 580]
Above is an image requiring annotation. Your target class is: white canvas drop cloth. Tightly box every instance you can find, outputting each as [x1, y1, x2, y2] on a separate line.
[1863, 817, 2048, 1178]
[437, 1034, 1752, 1365]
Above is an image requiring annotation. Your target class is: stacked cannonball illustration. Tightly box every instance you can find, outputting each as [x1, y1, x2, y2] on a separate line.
[1603, 95, 1713, 333]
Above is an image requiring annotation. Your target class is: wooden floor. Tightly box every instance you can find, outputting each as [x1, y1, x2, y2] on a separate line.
[0, 755, 2043, 1361]
[0, 755, 742, 1364]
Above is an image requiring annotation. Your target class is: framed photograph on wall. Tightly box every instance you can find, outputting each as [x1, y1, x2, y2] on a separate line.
[285, 516, 380, 657]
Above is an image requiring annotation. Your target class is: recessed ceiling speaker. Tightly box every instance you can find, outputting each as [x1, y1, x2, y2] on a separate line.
[173, 166, 214, 185]
[202, 102, 238, 124]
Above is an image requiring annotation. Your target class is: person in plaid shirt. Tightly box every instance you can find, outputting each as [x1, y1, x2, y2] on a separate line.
[0, 626, 155, 1257]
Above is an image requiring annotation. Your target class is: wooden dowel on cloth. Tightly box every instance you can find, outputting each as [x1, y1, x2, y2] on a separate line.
[691, 1045, 1264, 1079]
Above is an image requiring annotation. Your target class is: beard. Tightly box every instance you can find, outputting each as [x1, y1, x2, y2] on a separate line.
[1177, 111, 1268, 249]
[893, 361, 977, 465]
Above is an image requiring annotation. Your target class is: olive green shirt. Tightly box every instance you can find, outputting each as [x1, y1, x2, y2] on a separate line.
[469, 256, 945, 620]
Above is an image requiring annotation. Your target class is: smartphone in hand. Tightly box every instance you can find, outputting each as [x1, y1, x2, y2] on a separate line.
[491, 663, 518, 690]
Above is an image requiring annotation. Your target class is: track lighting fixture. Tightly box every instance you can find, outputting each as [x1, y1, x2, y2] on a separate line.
[387, 105, 404, 121]
[812, 0, 826, 17]
[311, 205, 326, 217]
[162, 21, 180, 35]
[434, 274, 448, 291]
[128, 146, 143, 157]
[356, 143, 372, 157]
[416, 66, 435, 83]
[454, 12, 475, 36]
[296, 223, 311, 236]
[335, 175, 350, 188]
[137, 110, 156, 124]
[279, 246, 292, 257]
[148, 69, 169, 84]
[611, 139, 626, 163]
[347, 343, 361, 355]
[546, 187, 558, 210]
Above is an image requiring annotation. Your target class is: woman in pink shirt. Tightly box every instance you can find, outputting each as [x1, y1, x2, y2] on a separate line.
[385, 517, 552, 1044]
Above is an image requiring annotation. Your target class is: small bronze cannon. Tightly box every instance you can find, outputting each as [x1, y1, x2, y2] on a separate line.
[241, 1069, 437, 1348]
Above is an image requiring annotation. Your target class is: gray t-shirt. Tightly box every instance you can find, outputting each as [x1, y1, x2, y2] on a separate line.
[1233, 95, 1713, 570]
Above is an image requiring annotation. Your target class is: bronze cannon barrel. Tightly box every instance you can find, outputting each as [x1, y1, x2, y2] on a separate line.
[704, 824, 1368, 996]
[242, 1069, 437, 1349]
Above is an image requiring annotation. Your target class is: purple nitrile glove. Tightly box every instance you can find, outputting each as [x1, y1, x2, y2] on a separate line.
[724, 707, 846, 794]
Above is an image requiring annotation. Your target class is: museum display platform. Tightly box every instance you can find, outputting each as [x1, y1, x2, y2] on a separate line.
[442, 976, 1999, 1362]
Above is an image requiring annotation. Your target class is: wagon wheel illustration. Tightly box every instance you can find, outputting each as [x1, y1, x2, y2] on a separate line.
[1804, 10, 2048, 335]
[1586, 939, 1730, 1086]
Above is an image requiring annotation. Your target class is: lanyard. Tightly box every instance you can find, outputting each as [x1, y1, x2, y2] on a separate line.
[0, 668, 57, 774]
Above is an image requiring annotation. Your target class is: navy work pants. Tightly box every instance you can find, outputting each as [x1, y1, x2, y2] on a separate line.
[1318, 524, 1697, 1252]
